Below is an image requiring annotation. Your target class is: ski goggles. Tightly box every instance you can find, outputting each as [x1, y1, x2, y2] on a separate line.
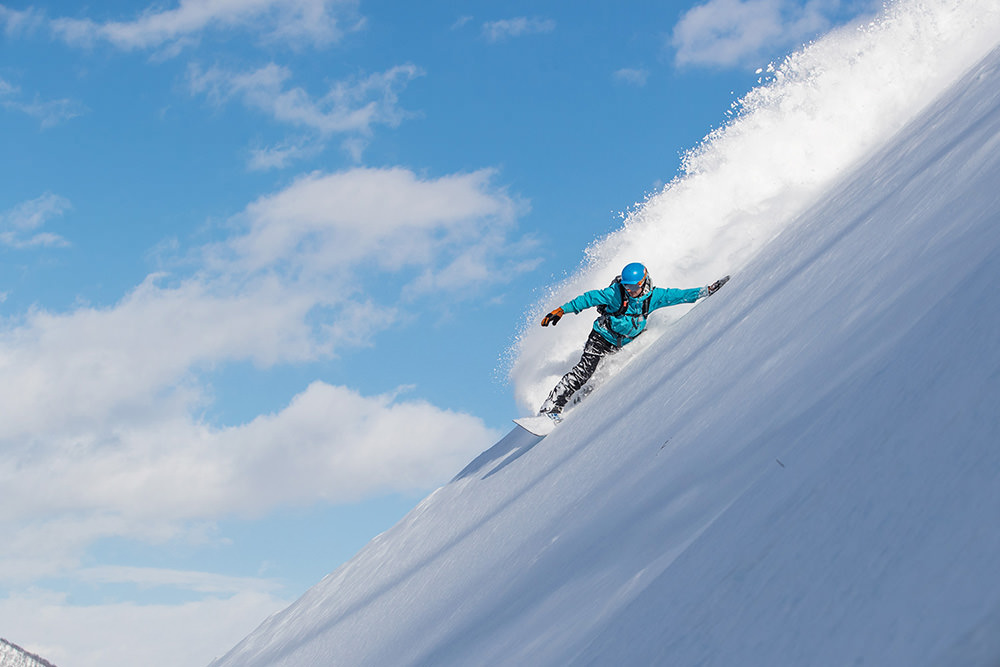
[624, 281, 645, 296]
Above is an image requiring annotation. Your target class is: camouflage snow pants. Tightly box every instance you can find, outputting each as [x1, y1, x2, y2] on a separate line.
[540, 329, 619, 414]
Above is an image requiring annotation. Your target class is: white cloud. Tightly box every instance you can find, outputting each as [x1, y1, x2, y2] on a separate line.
[0, 79, 85, 128]
[76, 565, 285, 594]
[247, 138, 320, 171]
[672, 0, 845, 67]
[0, 5, 44, 36]
[0, 275, 325, 447]
[0, 380, 500, 576]
[50, 0, 363, 52]
[0, 588, 290, 667]
[3, 95, 86, 128]
[451, 15, 474, 31]
[189, 62, 423, 163]
[482, 16, 556, 42]
[218, 381, 501, 510]
[226, 167, 525, 280]
[614, 67, 650, 86]
[189, 61, 423, 135]
[0, 193, 71, 248]
[0, 168, 526, 442]
[0, 515, 187, 584]
[0, 166, 528, 582]
[0, 166, 529, 667]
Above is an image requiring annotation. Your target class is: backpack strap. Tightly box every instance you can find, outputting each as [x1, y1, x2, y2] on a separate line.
[596, 277, 655, 346]
[598, 276, 652, 317]
[596, 277, 630, 318]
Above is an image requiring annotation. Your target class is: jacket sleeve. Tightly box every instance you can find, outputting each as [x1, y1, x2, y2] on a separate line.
[646, 286, 703, 311]
[561, 286, 619, 314]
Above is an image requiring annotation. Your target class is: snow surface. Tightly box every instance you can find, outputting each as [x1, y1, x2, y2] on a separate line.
[212, 1, 1000, 665]
[509, 0, 1000, 415]
[0, 640, 56, 667]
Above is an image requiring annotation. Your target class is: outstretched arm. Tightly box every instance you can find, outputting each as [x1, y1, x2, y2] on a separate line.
[647, 286, 702, 310]
[562, 286, 619, 314]
[540, 286, 619, 327]
[647, 276, 730, 312]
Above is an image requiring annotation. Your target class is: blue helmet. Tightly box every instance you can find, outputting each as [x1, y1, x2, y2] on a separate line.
[621, 262, 649, 296]
[621, 262, 647, 286]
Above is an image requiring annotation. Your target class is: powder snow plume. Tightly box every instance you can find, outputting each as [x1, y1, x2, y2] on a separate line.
[508, 0, 1000, 414]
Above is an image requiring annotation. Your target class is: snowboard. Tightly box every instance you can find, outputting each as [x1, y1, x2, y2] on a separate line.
[513, 415, 559, 437]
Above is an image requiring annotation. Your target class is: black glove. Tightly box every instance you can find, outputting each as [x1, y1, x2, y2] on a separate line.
[705, 275, 730, 296]
[541, 307, 565, 326]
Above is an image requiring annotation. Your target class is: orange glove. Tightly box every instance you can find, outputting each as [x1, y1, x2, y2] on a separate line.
[541, 307, 565, 326]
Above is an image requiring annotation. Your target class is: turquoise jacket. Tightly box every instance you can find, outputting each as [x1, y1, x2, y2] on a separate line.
[562, 283, 704, 347]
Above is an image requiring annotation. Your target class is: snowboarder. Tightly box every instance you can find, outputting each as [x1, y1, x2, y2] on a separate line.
[538, 262, 728, 420]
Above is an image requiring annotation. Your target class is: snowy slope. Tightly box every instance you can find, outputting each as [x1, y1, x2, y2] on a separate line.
[212, 5, 1000, 667]
[0, 640, 57, 667]
[509, 0, 1000, 414]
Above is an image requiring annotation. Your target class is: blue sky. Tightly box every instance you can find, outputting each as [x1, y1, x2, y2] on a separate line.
[0, 1, 876, 664]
